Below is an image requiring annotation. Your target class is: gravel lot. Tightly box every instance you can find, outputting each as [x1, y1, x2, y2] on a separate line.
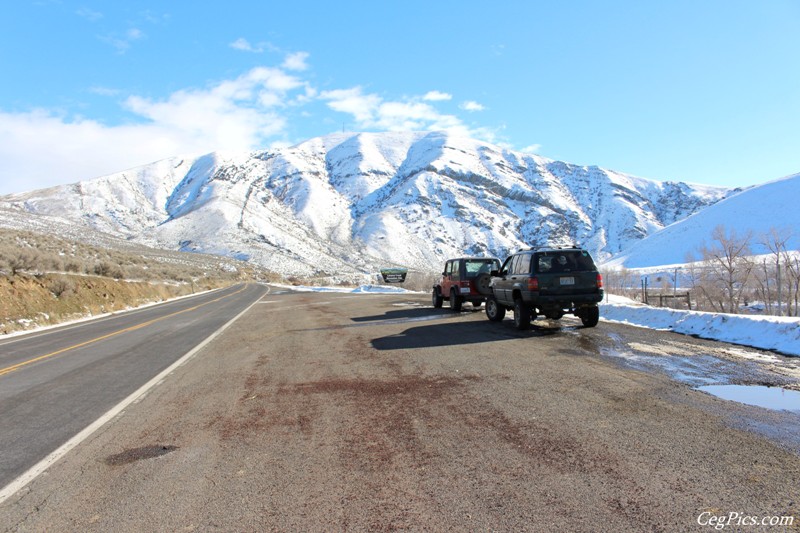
[2, 289, 798, 532]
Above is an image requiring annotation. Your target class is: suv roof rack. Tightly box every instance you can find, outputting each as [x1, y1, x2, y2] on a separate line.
[524, 245, 583, 251]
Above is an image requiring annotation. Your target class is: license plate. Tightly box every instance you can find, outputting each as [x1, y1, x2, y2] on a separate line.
[560, 277, 575, 285]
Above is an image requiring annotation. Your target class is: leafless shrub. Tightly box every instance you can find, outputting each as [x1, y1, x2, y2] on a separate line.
[48, 276, 75, 298]
[402, 270, 439, 293]
[63, 259, 83, 273]
[94, 261, 124, 279]
[7, 248, 42, 275]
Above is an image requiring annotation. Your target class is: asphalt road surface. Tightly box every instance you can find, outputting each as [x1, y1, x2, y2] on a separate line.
[1, 287, 799, 532]
[0, 284, 267, 490]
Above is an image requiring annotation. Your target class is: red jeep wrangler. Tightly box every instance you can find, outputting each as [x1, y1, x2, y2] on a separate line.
[432, 257, 501, 311]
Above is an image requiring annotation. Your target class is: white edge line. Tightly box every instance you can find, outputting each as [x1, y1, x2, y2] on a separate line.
[0, 286, 267, 506]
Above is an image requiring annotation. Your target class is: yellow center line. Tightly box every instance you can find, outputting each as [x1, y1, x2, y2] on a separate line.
[0, 285, 249, 379]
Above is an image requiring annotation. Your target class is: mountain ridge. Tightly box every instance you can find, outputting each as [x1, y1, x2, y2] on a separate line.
[0, 131, 733, 280]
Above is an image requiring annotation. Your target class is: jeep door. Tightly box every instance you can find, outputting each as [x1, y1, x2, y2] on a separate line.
[510, 252, 533, 297]
[441, 260, 457, 297]
[492, 256, 515, 304]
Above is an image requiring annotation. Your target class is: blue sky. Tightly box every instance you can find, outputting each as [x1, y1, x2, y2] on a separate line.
[1, 1, 798, 195]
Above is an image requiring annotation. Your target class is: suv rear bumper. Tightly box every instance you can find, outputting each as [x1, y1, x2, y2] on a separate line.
[526, 291, 603, 307]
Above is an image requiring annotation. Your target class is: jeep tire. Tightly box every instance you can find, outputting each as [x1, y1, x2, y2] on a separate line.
[513, 299, 531, 330]
[486, 297, 506, 322]
[432, 287, 443, 308]
[449, 289, 463, 312]
[581, 305, 600, 328]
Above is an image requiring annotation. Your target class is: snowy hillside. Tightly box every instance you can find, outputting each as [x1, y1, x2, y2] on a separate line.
[0, 131, 731, 279]
[606, 172, 800, 269]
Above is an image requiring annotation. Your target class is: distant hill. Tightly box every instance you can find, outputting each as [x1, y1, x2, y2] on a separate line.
[604, 172, 800, 269]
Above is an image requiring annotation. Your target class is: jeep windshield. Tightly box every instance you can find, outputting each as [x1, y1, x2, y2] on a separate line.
[464, 258, 500, 277]
[534, 251, 597, 273]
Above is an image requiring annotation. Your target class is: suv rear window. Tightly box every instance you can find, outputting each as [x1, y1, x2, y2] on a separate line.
[534, 251, 596, 273]
[464, 258, 500, 278]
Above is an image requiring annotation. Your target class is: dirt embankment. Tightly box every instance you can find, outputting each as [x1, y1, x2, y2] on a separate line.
[0, 273, 232, 335]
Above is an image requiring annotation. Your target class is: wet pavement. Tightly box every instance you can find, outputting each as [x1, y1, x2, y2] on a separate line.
[560, 325, 800, 452]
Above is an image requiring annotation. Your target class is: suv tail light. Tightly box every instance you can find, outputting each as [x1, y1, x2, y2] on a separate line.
[527, 277, 539, 291]
[597, 274, 604, 289]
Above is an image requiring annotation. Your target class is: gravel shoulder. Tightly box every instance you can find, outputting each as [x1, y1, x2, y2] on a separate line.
[2, 290, 798, 532]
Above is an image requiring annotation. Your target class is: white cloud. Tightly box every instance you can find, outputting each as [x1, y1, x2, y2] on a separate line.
[520, 143, 542, 154]
[0, 66, 309, 194]
[89, 86, 121, 97]
[282, 52, 310, 71]
[460, 100, 485, 112]
[423, 91, 452, 102]
[320, 87, 382, 124]
[100, 27, 145, 53]
[0, 58, 500, 194]
[229, 37, 265, 53]
[76, 7, 103, 21]
[321, 88, 497, 142]
[121, 67, 304, 148]
[0, 109, 189, 194]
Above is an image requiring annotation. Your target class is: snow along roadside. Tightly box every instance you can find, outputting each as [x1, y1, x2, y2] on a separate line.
[600, 295, 800, 357]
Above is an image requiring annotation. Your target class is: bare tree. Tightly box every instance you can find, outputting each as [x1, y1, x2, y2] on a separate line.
[784, 253, 800, 316]
[760, 227, 793, 316]
[697, 225, 754, 314]
[599, 267, 636, 299]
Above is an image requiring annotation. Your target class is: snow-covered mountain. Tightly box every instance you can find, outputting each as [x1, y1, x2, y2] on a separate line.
[605, 171, 800, 269]
[0, 131, 732, 279]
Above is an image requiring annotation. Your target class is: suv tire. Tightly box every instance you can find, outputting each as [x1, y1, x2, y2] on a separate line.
[486, 297, 506, 322]
[449, 289, 463, 312]
[581, 305, 600, 328]
[432, 288, 443, 308]
[513, 299, 531, 330]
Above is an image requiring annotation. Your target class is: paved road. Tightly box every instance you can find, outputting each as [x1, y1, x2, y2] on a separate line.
[0, 283, 267, 489]
[1, 289, 799, 531]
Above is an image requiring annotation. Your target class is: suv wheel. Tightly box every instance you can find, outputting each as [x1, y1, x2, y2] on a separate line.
[486, 297, 506, 322]
[449, 289, 463, 311]
[432, 288, 443, 308]
[513, 299, 531, 330]
[581, 305, 600, 328]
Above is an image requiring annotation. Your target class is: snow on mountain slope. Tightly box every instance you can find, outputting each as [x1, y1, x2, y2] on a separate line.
[0, 131, 731, 279]
[606, 172, 800, 269]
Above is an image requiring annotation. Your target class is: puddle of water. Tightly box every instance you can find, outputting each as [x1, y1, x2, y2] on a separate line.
[698, 385, 800, 412]
[601, 347, 743, 388]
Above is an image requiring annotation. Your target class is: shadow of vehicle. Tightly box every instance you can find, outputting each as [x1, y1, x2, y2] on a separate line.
[351, 306, 482, 323]
[371, 319, 562, 351]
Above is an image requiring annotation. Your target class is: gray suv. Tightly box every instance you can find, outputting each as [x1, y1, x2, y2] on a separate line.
[486, 247, 603, 329]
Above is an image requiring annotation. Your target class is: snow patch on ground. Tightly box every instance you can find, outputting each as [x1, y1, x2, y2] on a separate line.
[275, 284, 419, 294]
[601, 294, 800, 357]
